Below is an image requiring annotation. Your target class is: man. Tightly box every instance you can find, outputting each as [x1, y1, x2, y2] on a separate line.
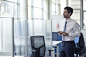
[58, 7, 80, 57]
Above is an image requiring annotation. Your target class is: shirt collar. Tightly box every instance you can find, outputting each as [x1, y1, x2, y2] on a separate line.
[66, 18, 71, 22]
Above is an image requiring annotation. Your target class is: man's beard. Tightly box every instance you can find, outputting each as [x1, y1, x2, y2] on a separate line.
[64, 15, 68, 18]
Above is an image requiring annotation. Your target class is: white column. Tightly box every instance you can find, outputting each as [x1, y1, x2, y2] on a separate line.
[48, 0, 52, 19]
[66, 0, 68, 6]
[12, 17, 14, 57]
[21, 0, 28, 20]
[21, 0, 28, 57]
[80, 0, 83, 29]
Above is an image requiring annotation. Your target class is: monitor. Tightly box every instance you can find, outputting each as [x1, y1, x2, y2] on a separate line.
[52, 32, 58, 41]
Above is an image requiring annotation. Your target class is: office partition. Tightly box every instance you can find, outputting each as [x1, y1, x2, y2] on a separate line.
[14, 20, 26, 57]
[13, 19, 53, 57]
[27, 20, 52, 57]
[52, 15, 64, 56]
[0, 18, 61, 57]
[0, 17, 14, 57]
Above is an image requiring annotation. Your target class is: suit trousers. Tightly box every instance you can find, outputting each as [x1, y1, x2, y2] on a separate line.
[59, 41, 75, 57]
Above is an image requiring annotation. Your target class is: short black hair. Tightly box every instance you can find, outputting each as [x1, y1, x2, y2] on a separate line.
[64, 7, 73, 16]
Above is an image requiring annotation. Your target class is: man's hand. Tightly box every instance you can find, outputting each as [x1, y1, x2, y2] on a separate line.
[57, 31, 69, 36]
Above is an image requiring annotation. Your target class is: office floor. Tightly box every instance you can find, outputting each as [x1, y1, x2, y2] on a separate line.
[74, 54, 86, 57]
[45, 45, 54, 57]
[75, 56, 86, 57]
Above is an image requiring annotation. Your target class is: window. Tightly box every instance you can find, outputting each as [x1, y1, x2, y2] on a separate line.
[5, 0, 17, 3]
[27, 0, 48, 36]
[0, 2, 14, 17]
[71, 10, 80, 24]
[0, 1, 19, 20]
[52, 0, 66, 15]
[0, 0, 23, 57]
[83, 0, 86, 29]
[83, 12, 86, 29]
[69, 0, 80, 25]
[28, 0, 48, 20]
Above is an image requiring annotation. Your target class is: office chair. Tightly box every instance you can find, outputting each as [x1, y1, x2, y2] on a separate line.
[75, 33, 85, 57]
[30, 36, 54, 57]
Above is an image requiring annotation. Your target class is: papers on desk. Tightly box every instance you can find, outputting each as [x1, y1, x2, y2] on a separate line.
[52, 41, 62, 46]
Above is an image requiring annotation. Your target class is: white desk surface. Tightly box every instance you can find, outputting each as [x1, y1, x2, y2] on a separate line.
[52, 41, 62, 46]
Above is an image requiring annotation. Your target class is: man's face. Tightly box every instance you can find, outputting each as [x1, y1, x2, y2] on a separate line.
[63, 9, 70, 18]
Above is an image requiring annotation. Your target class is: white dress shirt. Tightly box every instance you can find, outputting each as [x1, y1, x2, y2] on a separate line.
[62, 18, 80, 41]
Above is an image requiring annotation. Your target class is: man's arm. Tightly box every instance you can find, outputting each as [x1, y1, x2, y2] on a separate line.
[58, 31, 69, 36]
[69, 23, 80, 37]
[58, 23, 80, 37]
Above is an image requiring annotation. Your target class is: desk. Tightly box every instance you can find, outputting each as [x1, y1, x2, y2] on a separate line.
[52, 41, 62, 57]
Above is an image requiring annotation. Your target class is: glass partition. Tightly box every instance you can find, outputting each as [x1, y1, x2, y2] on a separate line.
[52, 15, 65, 32]
[46, 20, 51, 36]
[27, 19, 52, 57]
[27, 20, 33, 36]
[0, 19, 52, 57]
[0, 17, 14, 57]
[14, 20, 25, 57]
[34, 20, 43, 35]
[14, 20, 25, 36]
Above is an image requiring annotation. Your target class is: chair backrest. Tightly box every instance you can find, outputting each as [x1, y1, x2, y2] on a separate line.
[30, 36, 46, 57]
[78, 33, 85, 48]
[74, 37, 79, 44]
